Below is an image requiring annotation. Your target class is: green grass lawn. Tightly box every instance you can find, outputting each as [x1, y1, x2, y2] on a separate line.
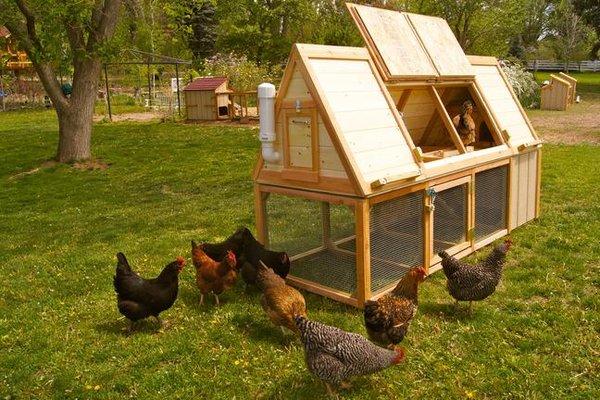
[1, 109, 599, 399]
[533, 71, 600, 94]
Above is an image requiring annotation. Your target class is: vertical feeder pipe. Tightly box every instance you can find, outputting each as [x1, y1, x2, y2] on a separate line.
[258, 83, 280, 163]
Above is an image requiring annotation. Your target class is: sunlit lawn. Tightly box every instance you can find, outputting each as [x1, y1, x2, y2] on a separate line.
[0, 106, 598, 399]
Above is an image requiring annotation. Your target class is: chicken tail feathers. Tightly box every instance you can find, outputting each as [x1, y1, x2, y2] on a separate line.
[438, 250, 450, 259]
[116, 252, 132, 275]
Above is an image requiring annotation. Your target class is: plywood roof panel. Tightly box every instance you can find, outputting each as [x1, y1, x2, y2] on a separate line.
[406, 13, 474, 77]
[349, 5, 437, 79]
[471, 63, 537, 147]
[347, 3, 474, 80]
[305, 54, 421, 186]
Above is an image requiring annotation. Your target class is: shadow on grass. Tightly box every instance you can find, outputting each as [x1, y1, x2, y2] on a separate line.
[263, 372, 380, 400]
[95, 317, 163, 337]
[419, 301, 476, 322]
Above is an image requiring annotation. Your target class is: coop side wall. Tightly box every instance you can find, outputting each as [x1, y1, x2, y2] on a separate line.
[509, 148, 540, 229]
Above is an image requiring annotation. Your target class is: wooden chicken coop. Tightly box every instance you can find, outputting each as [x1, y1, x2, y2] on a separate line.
[540, 74, 572, 111]
[184, 76, 232, 120]
[253, 3, 541, 308]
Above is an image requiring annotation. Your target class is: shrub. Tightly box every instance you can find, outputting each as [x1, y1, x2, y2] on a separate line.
[499, 60, 540, 108]
[200, 53, 281, 91]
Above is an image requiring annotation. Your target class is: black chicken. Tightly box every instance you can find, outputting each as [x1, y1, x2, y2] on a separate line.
[200, 227, 247, 268]
[113, 252, 185, 331]
[439, 238, 512, 313]
[239, 228, 290, 285]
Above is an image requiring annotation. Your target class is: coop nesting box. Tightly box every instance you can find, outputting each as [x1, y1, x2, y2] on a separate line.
[253, 3, 541, 308]
[184, 76, 232, 120]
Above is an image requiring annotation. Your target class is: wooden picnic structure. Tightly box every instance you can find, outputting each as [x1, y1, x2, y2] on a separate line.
[252, 4, 541, 308]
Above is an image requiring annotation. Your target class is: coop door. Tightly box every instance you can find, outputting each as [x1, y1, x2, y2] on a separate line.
[428, 176, 472, 264]
[282, 109, 319, 182]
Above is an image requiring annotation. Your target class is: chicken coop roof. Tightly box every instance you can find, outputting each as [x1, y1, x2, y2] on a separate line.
[346, 3, 474, 81]
[183, 76, 229, 91]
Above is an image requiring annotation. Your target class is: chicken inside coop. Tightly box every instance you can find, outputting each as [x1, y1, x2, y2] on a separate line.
[390, 85, 499, 162]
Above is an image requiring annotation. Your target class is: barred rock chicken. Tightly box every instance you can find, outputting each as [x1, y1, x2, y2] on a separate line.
[113, 253, 185, 331]
[240, 229, 290, 285]
[257, 261, 307, 335]
[439, 238, 512, 313]
[294, 315, 405, 396]
[363, 266, 427, 347]
[191, 241, 238, 306]
[451, 100, 477, 146]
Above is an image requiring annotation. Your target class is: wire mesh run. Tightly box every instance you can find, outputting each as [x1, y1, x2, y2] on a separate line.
[370, 191, 424, 293]
[433, 184, 468, 254]
[266, 194, 357, 294]
[475, 166, 508, 241]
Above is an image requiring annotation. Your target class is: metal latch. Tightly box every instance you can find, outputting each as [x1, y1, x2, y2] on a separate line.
[425, 188, 437, 212]
[291, 119, 311, 126]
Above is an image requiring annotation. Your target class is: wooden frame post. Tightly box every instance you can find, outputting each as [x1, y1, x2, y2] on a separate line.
[355, 200, 371, 307]
[254, 184, 269, 246]
[429, 86, 467, 153]
[423, 190, 433, 272]
[322, 202, 332, 248]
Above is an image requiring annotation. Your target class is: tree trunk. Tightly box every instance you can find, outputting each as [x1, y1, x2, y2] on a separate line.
[55, 61, 100, 163]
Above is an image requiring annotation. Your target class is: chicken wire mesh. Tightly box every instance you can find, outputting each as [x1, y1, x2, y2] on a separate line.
[370, 191, 424, 293]
[266, 194, 357, 294]
[475, 166, 508, 241]
[433, 184, 468, 254]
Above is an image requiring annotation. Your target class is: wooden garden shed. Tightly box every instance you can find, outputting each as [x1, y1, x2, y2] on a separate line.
[253, 3, 541, 308]
[540, 74, 572, 111]
[184, 76, 232, 120]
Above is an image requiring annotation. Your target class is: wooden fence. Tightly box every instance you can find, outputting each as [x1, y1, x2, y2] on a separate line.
[527, 60, 600, 72]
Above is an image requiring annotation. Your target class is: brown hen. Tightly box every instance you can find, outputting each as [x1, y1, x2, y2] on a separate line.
[257, 261, 307, 334]
[191, 240, 237, 306]
[363, 266, 427, 347]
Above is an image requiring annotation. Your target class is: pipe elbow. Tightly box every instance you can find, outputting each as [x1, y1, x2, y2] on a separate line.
[261, 142, 280, 163]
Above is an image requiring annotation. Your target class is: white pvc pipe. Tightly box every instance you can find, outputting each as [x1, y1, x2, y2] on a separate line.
[257, 82, 280, 163]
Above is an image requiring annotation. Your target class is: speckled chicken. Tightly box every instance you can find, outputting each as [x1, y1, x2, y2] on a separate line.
[439, 238, 512, 313]
[451, 100, 477, 146]
[257, 262, 307, 335]
[363, 266, 427, 347]
[294, 315, 405, 396]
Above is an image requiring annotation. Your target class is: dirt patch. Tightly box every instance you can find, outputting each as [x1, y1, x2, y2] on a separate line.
[72, 159, 110, 171]
[529, 95, 600, 145]
[8, 160, 58, 180]
[93, 112, 164, 123]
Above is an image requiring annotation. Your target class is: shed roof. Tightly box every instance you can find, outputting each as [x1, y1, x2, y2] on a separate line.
[184, 76, 228, 91]
[0, 26, 10, 38]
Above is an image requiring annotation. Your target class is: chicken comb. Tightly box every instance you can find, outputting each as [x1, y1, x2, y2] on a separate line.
[176, 256, 186, 266]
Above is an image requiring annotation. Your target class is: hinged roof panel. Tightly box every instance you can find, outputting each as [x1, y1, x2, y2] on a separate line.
[347, 3, 474, 81]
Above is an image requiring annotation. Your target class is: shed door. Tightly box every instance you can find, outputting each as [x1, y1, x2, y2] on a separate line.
[282, 109, 319, 182]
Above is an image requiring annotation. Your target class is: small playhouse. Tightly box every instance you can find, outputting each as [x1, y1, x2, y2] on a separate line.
[540, 72, 577, 111]
[184, 76, 232, 120]
[253, 4, 541, 307]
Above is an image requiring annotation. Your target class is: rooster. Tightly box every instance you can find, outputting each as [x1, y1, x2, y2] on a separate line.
[257, 261, 307, 335]
[451, 100, 477, 146]
[363, 266, 427, 347]
[239, 228, 290, 285]
[439, 238, 512, 313]
[191, 240, 237, 306]
[113, 253, 185, 331]
[294, 315, 405, 396]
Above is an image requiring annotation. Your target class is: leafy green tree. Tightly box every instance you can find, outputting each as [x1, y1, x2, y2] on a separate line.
[549, 0, 594, 67]
[572, 0, 600, 59]
[181, 0, 217, 64]
[0, 0, 122, 162]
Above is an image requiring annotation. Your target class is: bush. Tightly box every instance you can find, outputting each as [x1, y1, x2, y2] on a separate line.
[500, 60, 540, 108]
[200, 53, 281, 91]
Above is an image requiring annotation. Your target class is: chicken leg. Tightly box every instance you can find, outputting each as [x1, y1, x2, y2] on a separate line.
[213, 293, 220, 306]
[199, 294, 204, 306]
